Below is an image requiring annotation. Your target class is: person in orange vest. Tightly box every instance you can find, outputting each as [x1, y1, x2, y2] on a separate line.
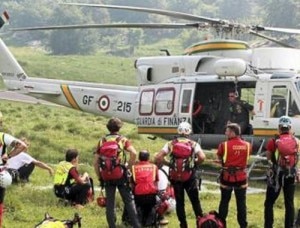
[217, 123, 251, 228]
[132, 150, 159, 226]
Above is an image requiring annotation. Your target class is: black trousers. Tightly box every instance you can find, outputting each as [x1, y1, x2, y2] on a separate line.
[264, 175, 295, 228]
[172, 177, 202, 228]
[54, 183, 91, 205]
[218, 186, 247, 228]
[134, 194, 157, 226]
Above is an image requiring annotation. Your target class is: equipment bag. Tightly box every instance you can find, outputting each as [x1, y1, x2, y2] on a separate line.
[197, 211, 225, 228]
[98, 136, 125, 181]
[276, 135, 298, 169]
[169, 139, 194, 182]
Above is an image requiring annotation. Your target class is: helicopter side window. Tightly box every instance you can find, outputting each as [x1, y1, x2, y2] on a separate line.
[155, 88, 175, 115]
[181, 89, 192, 113]
[288, 91, 300, 116]
[139, 89, 154, 115]
[270, 86, 288, 118]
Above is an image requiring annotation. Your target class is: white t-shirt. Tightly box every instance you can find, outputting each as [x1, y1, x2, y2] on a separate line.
[7, 152, 36, 170]
[158, 165, 169, 191]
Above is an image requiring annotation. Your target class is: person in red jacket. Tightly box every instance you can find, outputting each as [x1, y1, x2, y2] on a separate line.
[132, 150, 159, 226]
[217, 123, 251, 228]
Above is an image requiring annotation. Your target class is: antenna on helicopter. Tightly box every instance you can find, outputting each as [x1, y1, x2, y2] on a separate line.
[160, 49, 171, 56]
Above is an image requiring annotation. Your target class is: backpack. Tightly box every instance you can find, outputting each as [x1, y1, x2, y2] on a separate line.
[169, 138, 194, 182]
[276, 135, 298, 169]
[197, 211, 225, 228]
[98, 136, 125, 181]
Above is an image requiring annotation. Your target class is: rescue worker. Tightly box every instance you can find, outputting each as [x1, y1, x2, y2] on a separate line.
[54, 149, 93, 209]
[155, 121, 205, 228]
[264, 116, 299, 228]
[227, 91, 255, 134]
[0, 132, 27, 226]
[217, 123, 251, 228]
[93, 117, 140, 228]
[132, 150, 159, 226]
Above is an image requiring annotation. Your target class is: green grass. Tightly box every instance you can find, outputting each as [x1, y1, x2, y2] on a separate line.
[1, 100, 300, 227]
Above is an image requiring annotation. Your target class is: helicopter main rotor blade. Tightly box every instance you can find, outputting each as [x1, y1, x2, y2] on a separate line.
[249, 30, 295, 48]
[61, 3, 224, 25]
[10, 23, 206, 31]
[253, 26, 300, 35]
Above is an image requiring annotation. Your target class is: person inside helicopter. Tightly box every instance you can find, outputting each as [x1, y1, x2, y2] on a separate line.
[227, 91, 255, 135]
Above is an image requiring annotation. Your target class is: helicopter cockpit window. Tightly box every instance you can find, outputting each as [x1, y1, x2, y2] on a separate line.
[270, 86, 288, 118]
[139, 90, 154, 115]
[155, 88, 175, 115]
[181, 89, 192, 113]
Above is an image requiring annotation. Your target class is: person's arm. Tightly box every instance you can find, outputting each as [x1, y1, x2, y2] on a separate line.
[33, 160, 54, 176]
[69, 168, 87, 185]
[8, 140, 27, 158]
[126, 145, 137, 169]
[93, 153, 101, 181]
[195, 143, 205, 165]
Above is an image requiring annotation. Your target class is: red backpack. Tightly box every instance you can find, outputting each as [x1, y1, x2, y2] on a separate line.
[197, 211, 224, 228]
[169, 138, 194, 182]
[98, 136, 125, 181]
[276, 135, 299, 169]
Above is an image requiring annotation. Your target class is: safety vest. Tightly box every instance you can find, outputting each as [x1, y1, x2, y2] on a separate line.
[221, 138, 250, 184]
[132, 162, 158, 195]
[0, 132, 5, 155]
[53, 161, 75, 186]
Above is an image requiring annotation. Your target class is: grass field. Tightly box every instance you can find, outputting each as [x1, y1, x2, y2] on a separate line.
[0, 100, 299, 228]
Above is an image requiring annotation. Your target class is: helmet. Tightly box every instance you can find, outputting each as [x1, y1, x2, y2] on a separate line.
[278, 116, 292, 128]
[177, 122, 192, 135]
[97, 196, 106, 207]
[156, 200, 169, 216]
[0, 170, 12, 188]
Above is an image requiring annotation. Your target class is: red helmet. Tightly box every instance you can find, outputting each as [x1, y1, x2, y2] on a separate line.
[156, 200, 169, 216]
[97, 196, 106, 207]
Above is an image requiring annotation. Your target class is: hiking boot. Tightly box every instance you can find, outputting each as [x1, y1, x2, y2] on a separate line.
[159, 218, 169, 225]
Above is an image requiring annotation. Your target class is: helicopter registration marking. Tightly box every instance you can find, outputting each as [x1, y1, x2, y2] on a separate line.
[61, 85, 81, 110]
[98, 95, 110, 111]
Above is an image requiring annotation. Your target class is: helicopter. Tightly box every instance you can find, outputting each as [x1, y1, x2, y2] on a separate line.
[1, 3, 300, 154]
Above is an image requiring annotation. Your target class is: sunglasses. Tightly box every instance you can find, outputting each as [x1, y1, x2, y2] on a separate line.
[228, 95, 235, 98]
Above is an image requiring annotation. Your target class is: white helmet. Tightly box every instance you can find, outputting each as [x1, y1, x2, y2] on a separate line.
[278, 115, 292, 128]
[177, 122, 192, 135]
[0, 170, 12, 188]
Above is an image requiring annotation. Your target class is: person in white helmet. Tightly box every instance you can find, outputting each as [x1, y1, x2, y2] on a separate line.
[264, 116, 300, 228]
[155, 121, 205, 228]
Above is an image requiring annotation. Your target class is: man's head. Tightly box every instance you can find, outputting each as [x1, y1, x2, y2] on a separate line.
[278, 115, 292, 133]
[65, 148, 79, 162]
[225, 123, 241, 138]
[177, 121, 192, 135]
[138, 150, 150, 161]
[106, 117, 123, 133]
[228, 91, 237, 103]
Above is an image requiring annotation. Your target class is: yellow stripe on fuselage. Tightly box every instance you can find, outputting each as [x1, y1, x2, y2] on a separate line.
[185, 42, 248, 55]
[138, 127, 177, 134]
[253, 129, 278, 136]
[61, 85, 81, 110]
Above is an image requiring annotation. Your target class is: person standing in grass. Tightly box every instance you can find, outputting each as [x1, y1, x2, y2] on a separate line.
[7, 137, 54, 183]
[217, 123, 251, 228]
[0, 131, 27, 227]
[54, 148, 94, 209]
[93, 117, 140, 228]
[155, 121, 205, 228]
